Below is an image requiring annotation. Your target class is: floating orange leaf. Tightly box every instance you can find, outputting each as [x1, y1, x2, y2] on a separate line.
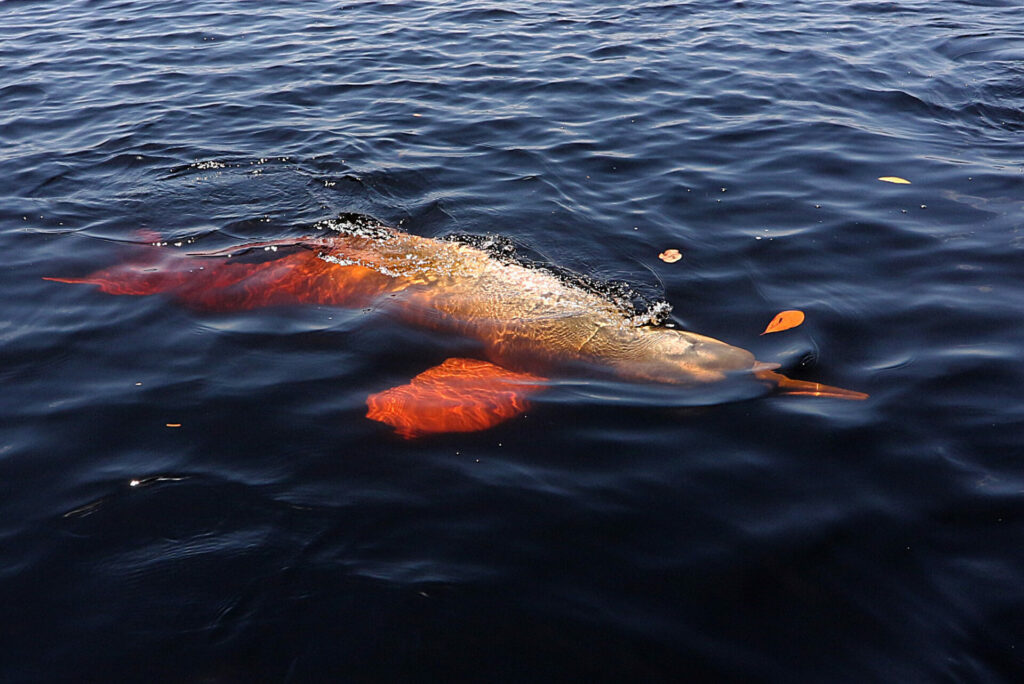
[761, 310, 805, 335]
[165, 423, 182, 428]
[366, 358, 547, 439]
[877, 176, 911, 184]
[658, 248, 682, 263]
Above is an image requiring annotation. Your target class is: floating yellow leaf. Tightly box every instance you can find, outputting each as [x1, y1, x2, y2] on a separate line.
[658, 248, 682, 263]
[761, 310, 805, 335]
[878, 176, 911, 184]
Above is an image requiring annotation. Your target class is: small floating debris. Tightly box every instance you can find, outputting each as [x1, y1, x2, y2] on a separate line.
[165, 423, 182, 428]
[658, 248, 682, 263]
[761, 310, 805, 335]
[878, 176, 911, 184]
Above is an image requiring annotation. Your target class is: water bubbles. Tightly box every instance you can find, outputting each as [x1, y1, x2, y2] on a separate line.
[629, 300, 673, 327]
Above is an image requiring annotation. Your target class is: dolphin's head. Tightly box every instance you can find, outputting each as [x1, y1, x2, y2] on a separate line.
[602, 326, 757, 385]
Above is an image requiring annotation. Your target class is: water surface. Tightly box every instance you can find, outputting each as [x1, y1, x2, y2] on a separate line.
[2, 1, 1023, 681]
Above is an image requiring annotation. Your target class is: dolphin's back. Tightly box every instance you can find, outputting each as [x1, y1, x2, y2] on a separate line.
[316, 228, 757, 384]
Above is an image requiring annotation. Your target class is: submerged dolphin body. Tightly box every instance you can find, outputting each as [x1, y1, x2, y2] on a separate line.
[47, 217, 866, 437]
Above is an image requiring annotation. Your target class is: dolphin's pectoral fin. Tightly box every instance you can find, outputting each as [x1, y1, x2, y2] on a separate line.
[45, 239, 395, 311]
[755, 369, 868, 401]
[365, 357, 547, 439]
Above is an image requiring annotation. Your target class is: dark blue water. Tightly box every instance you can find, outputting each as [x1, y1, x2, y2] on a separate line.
[3, 0, 1024, 681]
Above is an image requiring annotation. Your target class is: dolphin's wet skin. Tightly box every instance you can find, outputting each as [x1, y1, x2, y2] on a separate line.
[48, 217, 866, 438]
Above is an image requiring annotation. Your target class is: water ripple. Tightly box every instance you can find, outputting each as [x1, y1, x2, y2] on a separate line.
[3, 0, 1024, 680]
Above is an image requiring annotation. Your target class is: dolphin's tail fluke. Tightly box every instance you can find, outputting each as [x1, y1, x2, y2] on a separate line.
[44, 237, 397, 311]
[755, 369, 868, 400]
[42, 276, 91, 285]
